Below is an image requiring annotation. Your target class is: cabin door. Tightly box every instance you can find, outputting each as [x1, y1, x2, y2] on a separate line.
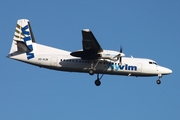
[51, 57, 58, 66]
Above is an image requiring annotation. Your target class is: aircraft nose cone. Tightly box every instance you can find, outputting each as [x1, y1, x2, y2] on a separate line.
[159, 66, 172, 75]
[166, 68, 172, 74]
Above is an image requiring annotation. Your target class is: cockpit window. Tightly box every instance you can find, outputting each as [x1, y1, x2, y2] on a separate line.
[149, 61, 157, 65]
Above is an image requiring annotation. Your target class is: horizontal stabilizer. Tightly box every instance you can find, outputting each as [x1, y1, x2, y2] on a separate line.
[16, 41, 33, 52]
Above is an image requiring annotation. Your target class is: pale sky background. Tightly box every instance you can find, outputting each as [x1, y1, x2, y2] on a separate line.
[1, 0, 180, 120]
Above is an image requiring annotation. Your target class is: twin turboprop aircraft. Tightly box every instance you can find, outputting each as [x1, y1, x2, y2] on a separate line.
[7, 19, 172, 86]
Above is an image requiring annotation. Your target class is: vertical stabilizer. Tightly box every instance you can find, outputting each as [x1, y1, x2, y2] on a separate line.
[8, 19, 36, 60]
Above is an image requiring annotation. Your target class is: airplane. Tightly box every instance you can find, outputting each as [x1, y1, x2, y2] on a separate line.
[7, 19, 172, 86]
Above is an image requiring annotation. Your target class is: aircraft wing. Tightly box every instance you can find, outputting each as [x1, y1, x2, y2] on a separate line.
[70, 29, 103, 59]
[82, 29, 103, 53]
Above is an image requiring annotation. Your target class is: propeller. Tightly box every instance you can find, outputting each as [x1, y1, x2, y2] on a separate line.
[115, 46, 125, 64]
[112, 46, 125, 62]
[119, 46, 123, 64]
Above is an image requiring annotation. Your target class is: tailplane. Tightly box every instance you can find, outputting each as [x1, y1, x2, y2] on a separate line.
[8, 19, 36, 60]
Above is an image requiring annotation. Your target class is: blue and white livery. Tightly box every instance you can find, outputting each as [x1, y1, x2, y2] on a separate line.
[7, 19, 172, 86]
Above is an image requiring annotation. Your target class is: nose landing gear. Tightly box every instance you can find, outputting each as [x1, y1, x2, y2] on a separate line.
[156, 74, 162, 85]
[156, 79, 161, 84]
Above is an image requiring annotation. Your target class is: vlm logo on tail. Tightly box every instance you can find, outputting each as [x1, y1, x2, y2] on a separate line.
[21, 24, 35, 60]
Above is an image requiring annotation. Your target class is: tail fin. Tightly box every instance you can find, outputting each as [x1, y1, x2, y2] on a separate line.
[8, 19, 36, 60]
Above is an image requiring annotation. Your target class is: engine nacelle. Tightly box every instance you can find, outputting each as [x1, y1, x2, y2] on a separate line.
[99, 53, 125, 61]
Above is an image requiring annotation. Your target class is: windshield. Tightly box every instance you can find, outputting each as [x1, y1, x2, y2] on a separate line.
[149, 61, 157, 65]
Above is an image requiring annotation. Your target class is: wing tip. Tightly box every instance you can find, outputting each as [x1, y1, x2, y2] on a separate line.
[82, 29, 90, 32]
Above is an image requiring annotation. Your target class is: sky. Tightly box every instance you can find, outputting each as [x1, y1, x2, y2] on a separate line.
[1, 0, 180, 120]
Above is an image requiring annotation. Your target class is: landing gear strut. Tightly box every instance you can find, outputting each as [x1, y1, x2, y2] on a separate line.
[156, 74, 162, 85]
[88, 60, 101, 76]
[88, 60, 108, 86]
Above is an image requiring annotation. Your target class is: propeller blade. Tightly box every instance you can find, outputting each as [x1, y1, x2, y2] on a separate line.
[120, 46, 122, 53]
[119, 46, 123, 63]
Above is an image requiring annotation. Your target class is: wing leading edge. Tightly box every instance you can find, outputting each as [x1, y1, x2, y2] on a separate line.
[70, 29, 103, 59]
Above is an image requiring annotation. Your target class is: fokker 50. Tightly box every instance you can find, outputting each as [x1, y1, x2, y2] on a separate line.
[7, 19, 172, 86]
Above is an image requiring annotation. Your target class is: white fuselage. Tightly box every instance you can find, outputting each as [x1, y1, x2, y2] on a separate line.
[8, 43, 172, 77]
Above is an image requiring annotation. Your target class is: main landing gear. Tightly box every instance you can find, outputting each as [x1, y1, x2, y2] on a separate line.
[94, 74, 105, 86]
[156, 74, 162, 85]
[89, 68, 105, 86]
[88, 60, 107, 86]
[89, 68, 95, 76]
[88, 60, 101, 76]
[95, 78, 101, 86]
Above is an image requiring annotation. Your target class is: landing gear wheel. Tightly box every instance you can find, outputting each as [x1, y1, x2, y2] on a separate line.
[89, 69, 94, 75]
[95, 79, 101, 86]
[156, 79, 161, 85]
